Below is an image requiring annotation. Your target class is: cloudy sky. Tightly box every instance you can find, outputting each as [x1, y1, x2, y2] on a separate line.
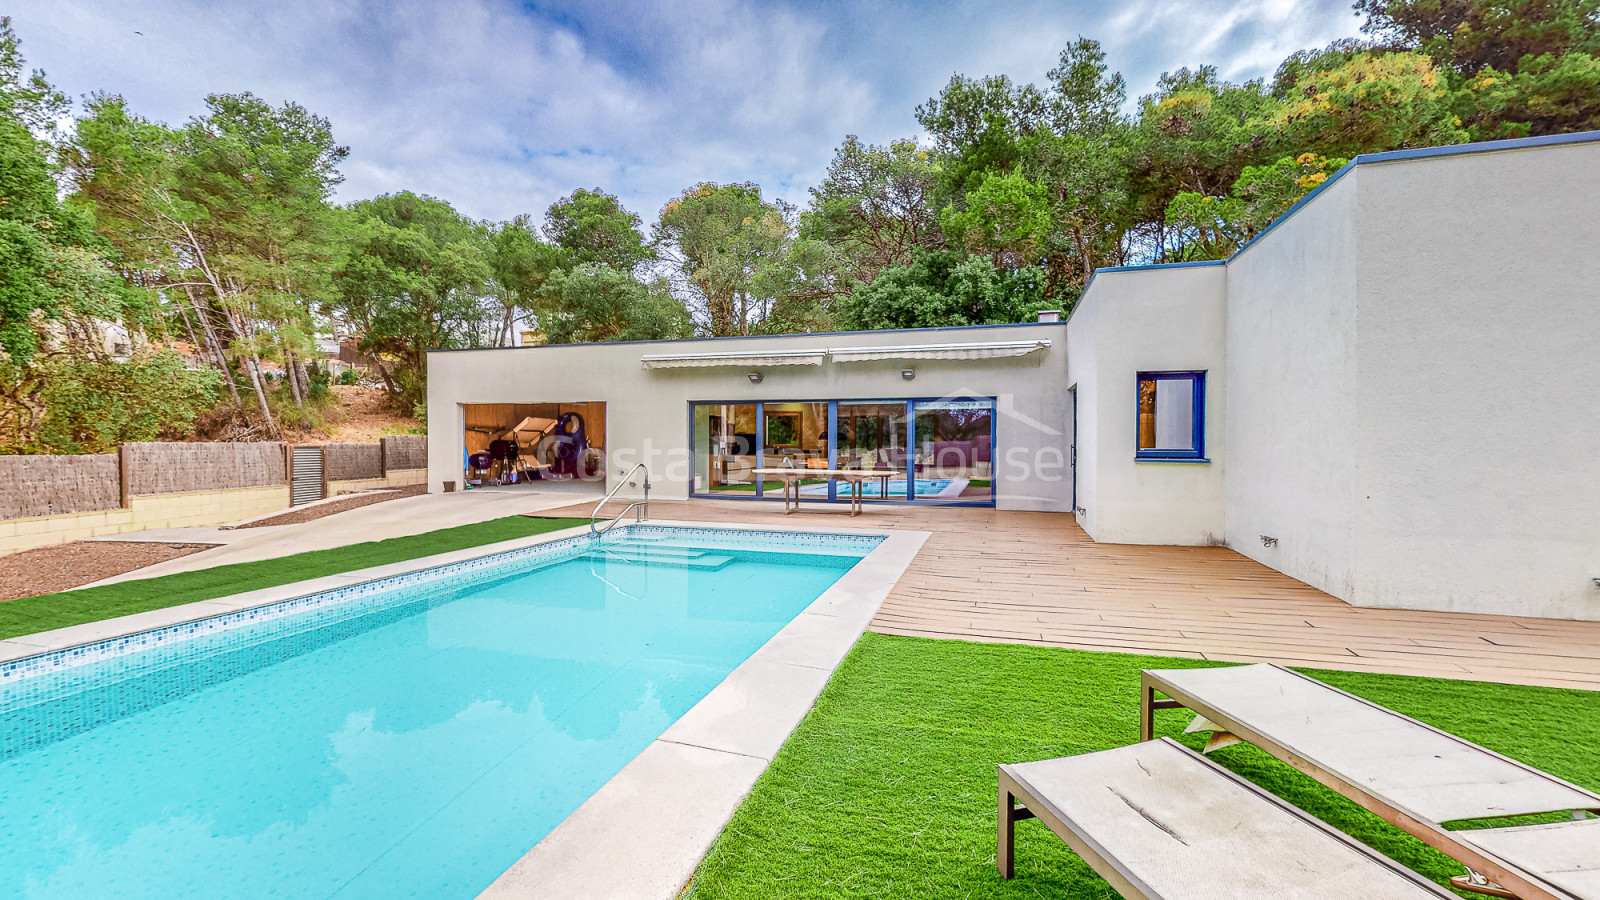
[15, 0, 1364, 224]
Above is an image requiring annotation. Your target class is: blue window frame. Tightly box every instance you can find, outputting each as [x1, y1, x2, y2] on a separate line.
[1135, 371, 1206, 461]
[686, 397, 998, 506]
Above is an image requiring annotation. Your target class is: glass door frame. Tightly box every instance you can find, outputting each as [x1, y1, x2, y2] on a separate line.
[687, 397, 998, 507]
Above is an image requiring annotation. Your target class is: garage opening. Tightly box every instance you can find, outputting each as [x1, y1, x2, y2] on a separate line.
[463, 402, 606, 488]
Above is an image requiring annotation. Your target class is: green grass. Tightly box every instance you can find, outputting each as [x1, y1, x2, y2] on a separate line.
[689, 633, 1600, 899]
[0, 516, 589, 641]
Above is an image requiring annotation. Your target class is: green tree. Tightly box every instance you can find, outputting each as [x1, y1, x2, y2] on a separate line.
[486, 215, 564, 346]
[0, 22, 176, 450]
[542, 188, 651, 271]
[1269, 49, 1469, 154]
[1163, 152, 1349, 259]
[1022, 37, 1137, 292]
[332, 192, 493, 408]
[1356, 0, 1600, 75]
[834, 249, 1047, 331]
[0, 16, 66, 134]
[915, 73, 1046, 207]
[34, 349, 220, 453]
[654, 182, 840, 336]
[534, 264, 691, 343]
[803, 136, 942, 284]
[69, 91, 347, 434]
[938, 170, 1053, 267]
[1129, 66, 1283, 259]
[1356, 0, 1600, 135]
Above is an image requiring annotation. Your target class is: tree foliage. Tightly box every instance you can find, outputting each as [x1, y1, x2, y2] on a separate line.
[535, 265, 691, 344]
[654, 182, 841, 336]
[542, 188, 652, 271]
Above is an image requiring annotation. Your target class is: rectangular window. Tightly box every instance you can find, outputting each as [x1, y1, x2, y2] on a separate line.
[692, 403, 760, 493]
[912, 398, 995, 502]
[1136, 372, 1206, 460]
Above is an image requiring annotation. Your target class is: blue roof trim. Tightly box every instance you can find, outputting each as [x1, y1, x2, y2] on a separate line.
[425, 318, 1065, 354]
[1079, 128, 1600, 290]
[1222, 155, 1359, 262]
[1080, 259, 1225, 298]
[1352, 129, 1600, 164]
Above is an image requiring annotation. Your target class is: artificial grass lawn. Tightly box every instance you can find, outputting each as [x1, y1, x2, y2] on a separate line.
[0, 516, 589, 641]
[689, 633, 1600, 899]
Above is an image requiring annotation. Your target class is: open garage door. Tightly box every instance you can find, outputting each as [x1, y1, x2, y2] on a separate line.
[462, 402, 606, 488]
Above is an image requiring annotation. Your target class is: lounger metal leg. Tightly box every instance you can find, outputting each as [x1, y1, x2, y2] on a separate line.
[998, 784, 1015, 879]
[1141, 682, 1155, 742]
[997, 769, 1038, 880]
[1139, 673, 1184, 742]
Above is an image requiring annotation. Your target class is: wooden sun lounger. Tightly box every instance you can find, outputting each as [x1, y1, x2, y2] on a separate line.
[998, 738, 1459, 899]
[1141, 664, 1600, 900]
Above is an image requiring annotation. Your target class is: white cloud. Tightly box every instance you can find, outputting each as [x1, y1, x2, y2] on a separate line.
[12, 0, 1365, 223]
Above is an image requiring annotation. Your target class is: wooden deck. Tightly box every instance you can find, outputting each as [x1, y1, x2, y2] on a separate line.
[536, 500, 1600, 690]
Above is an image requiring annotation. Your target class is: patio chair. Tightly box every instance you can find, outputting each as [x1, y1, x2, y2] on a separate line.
[1141, 664, 1600, 900]
[998, 738, 1458, 899]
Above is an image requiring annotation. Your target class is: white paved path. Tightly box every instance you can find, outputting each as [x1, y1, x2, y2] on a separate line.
[86, 483, 604, 587]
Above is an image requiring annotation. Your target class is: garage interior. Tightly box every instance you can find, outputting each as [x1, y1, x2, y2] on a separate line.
[462, 402, 607, 487]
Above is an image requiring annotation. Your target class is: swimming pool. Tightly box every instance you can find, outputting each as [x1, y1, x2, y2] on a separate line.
[0, 525, 880, 899]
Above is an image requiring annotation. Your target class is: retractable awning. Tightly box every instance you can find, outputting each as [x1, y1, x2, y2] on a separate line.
[640, 348, 828, 369]
[829, 339, 1050, 363]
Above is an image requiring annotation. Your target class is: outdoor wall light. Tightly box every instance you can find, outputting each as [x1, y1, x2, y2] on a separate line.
[747, 371, 764, 384]
[901, 368, 915, 381]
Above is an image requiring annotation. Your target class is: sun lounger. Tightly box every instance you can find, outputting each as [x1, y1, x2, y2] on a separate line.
[1141, 664, 1600, 900]
[998, 738, 1459, 899]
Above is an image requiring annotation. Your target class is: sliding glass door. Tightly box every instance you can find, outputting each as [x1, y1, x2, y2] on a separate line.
[691, 403, 759, 495]
[834, 401, 910, 502]
[689, 397, 995, 505]
[911, 399, 995, 503]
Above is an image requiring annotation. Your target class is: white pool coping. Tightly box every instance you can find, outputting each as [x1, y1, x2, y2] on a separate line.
[0, 515, 928, 900]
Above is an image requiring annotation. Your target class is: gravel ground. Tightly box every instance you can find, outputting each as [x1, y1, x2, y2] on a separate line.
[234, 484, 429, 528]
[0, 541, 217, 601]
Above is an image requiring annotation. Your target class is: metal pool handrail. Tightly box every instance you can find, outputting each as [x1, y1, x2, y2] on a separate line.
[591, 463, 650, 536]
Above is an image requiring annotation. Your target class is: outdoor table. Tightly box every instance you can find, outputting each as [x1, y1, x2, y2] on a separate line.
[752, 468, 896, 516]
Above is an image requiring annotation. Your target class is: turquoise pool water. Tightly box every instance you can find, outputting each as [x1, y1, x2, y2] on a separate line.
[0, 526, 877, 899]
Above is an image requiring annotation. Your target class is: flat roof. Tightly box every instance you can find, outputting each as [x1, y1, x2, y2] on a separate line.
[426, 318, 1064, 354]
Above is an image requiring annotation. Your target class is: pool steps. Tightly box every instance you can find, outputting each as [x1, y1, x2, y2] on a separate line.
[582, 545, 735, 570]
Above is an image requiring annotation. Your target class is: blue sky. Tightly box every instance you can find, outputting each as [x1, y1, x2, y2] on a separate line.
[15, 0, 1364, 224]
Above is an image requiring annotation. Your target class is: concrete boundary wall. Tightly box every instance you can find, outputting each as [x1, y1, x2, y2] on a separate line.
[0, 485, 289, 555]
[327, 468, 427, 496]
[0, 434, 431, 557]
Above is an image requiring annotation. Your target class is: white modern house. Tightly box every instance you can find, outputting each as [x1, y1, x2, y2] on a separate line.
[429, 131, 1600, 622]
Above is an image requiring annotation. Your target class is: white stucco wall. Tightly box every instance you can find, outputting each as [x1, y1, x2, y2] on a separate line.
[1065, 293, 1099, 534]
[1066, 264, 1228, 545]
[1224, 140, 1600, 620]
[1224, 168, 1362, 598]
[426, 323, 1074, 512]
[1348, 142, 1600, 619]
